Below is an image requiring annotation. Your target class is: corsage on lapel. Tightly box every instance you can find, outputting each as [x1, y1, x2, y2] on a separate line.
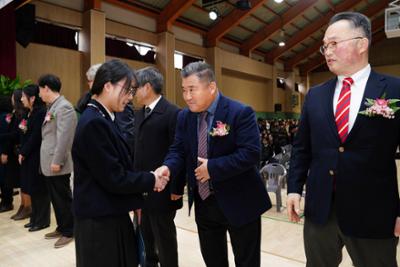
[44, 111, 56, 123]
[19, 119, 28, 133]
[5, 113, 12, 124]
[209, 121, 230, 137]
[359, 93, 400, 119]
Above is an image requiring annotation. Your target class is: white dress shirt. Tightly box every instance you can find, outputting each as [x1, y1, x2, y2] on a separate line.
[146, 95, 162, 112]
[333, 64, 371, 132]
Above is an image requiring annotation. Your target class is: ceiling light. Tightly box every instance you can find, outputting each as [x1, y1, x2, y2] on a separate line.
[209, 8, 218, 20]
[274, 0, 284, 3]
[236, 0, 251, 10]
[279, 29, 285, 47]
[279, 41, 285, 47]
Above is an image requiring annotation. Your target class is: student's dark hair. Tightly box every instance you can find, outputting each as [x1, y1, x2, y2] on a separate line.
[22, 84, 45, 110]
[12, 89, 27, 120]
[91, 59, 136, 96]
[38, 74, 62, 92]
[135, 67, 164, 94]
[75, 91, 92, 114]
[329, 12, 371, 46]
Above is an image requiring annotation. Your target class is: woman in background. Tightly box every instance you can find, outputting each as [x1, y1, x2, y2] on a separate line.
[0, 89, 28, 219]
[19, 84, 50, 231]
[72, 59, 168, 267]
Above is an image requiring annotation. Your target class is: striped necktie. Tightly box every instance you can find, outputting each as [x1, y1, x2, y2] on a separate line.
[197, 111, 211, 200]
[335, 77, 353, 143]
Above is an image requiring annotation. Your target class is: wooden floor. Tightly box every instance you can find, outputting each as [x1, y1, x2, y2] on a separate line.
[2, 191, 380, 267]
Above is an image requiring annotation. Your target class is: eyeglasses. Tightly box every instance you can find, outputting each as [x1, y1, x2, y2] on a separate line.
[319, 37, 364, 55]
[115, 83, 138, 96]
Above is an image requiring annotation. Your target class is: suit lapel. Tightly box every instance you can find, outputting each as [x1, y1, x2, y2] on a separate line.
[209, 95, 229, 157]
[188, 111, 198, 163]
[345, 71, 386, 143]
[323, 78, 341, 142]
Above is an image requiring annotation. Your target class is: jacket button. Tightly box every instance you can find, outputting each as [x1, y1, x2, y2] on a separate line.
[338, 146, 344, 152]
[329, 170, 334, 176]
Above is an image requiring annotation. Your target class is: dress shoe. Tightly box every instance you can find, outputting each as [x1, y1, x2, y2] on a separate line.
[54, 236, 73, 248]
[10, 205, 24, 219]
[0, 204, 13, 213]
[13, 206, 32, 220]
[29, 224, 49, 232]
[24, 222, 33, 228]
[44, 230, 62, 239]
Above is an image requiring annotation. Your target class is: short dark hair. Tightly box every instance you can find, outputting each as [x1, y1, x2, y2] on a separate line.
[91, 59, 136, 96]
[181, 61, 216, 84]
[22, 84, 45, 109]
[329, 11, 371, 46]
[135, 67, 164, 94]
[38, 74, 62, 92]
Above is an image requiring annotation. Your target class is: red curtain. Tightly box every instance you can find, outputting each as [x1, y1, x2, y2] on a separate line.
[0, 2, 16, 79]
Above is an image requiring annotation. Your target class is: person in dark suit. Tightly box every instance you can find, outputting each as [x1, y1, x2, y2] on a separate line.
[19, 84, 50, 231]
[0, 89, 30, 219]
[133, 67, 184, 267]
[72, 59, 169, 267]
[156, 62, 271, 267]
[287, 12, 400, 267]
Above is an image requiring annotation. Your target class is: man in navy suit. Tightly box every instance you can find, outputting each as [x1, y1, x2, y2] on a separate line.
[287, 12, 400, 267]
[156, 62, 271, 267]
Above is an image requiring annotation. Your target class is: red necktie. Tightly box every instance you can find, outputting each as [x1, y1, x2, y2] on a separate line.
[197, 112, 211, 200]
[335, 77, 353, 143]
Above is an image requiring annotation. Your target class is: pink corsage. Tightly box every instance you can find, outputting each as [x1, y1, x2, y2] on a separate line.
[209, 121, 230, 137]
[5, 113, 12, 124]
[44, 111, 56, 122]
[19, 119, 28, 133]
[359, 93, 400, 119]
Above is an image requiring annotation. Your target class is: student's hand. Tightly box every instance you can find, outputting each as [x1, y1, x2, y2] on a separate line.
[18, 154, 24, 165]
[1, 154, 8, 164]
[394, 217, 400, 237]
[171, 194, 182, 201]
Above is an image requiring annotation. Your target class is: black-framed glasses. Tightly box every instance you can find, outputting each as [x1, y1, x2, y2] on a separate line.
[319, 37, 365, 55]
[128, 86, 138, 96]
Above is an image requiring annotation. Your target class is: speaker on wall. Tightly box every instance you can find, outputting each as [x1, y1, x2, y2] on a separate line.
[15, 4, 35, 48]
[274, 104, 282, 112]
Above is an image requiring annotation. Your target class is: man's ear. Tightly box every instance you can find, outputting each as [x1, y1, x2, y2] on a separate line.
[209, 81, 217, 93]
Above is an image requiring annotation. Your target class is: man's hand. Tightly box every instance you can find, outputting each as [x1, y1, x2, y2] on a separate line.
[51, 164, 61, 173]
[1, 154, 8, 164]
[171, 194, 182, 201]
[195, 157, 210, 183]
[153, 166, 170, 192]
[18, 154, 24, 165]
[287, 193, 302, 223]
[394, 217, 400, 237]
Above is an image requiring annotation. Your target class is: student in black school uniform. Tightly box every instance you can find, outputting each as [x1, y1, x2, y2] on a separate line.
[0, 90, 29, 219]
[72, 59, 169, 267]
[19, 84, 50, 231]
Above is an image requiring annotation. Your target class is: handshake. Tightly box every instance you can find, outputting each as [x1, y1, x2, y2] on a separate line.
[152, 165, 171, 192]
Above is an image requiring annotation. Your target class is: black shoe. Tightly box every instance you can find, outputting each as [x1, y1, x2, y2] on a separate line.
[24, 222, 33, 228]
[0, 204, 13, 213]
[29, 224, 50, 232]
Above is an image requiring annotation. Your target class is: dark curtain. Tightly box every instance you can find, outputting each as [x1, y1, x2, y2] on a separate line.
[106, 38, 155, 64]
[0, 2, 16, 78]
[33, 21, 78, 50]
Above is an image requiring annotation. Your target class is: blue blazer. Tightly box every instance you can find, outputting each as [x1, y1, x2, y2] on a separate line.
[164, 94, 271, 227]
[72, 100, 155, 219]
[288, 71, 400, 238]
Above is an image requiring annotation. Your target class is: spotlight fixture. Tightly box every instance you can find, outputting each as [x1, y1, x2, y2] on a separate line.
[209, 8, 218, 20]
[278, 29, 286, 47]
[274, 0, 284, 3]
[235, 0, 251, 10]
[279, 41, 285, 47]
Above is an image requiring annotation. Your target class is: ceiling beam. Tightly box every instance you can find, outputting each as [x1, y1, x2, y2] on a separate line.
[285, 9, 386, 71]
[265, 0, 388, 63]
[103, 0, 158, 18]
[206, 0, 266, 47]
[157, 0, 196, 32]
[239, 0, 318, 56]
[299, 29, 387, 75]
[84, 0, 101, 11]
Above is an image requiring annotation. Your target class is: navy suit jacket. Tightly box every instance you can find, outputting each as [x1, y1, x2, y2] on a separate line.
[72, 100, 155, 219]
[164, 94, 271, 227]
[288, 70, 400, 238]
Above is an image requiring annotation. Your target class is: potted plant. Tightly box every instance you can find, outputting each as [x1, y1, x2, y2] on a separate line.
[0, 75, 32, 96]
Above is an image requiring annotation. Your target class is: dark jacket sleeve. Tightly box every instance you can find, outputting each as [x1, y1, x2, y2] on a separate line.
[82, 118, 155, 194]
[20, 110, 46, 158]
[0, 118, 20, 156]
[287, 91, 312, 195]
[207, 106, 261, 182]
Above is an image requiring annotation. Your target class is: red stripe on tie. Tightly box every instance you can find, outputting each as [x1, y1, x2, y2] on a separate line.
[335, 77, 353, 143]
